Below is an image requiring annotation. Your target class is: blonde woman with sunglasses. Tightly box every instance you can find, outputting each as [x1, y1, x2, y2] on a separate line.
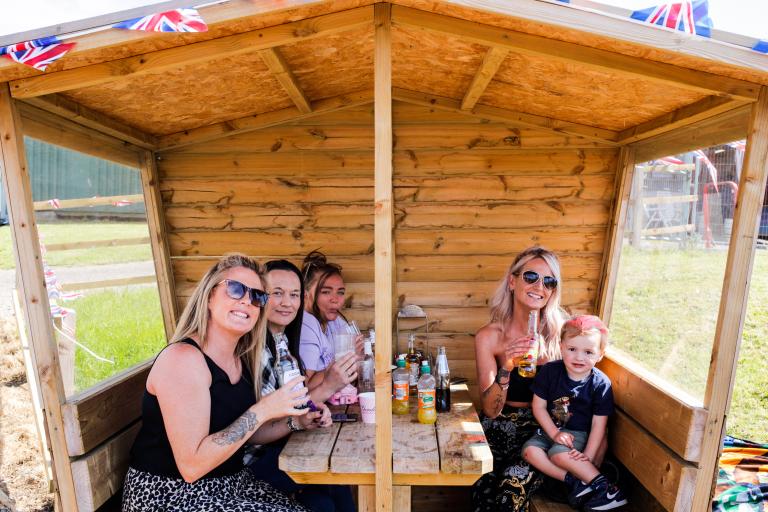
[123, 254, 310, 512]
[472, 247, 567, 512]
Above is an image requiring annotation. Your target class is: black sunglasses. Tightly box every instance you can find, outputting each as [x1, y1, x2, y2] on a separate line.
[218, 279, 269, 307]
[520, 270, 558, 290]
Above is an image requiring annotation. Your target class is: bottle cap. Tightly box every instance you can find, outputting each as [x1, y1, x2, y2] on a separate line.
[396, 356, 406, 367]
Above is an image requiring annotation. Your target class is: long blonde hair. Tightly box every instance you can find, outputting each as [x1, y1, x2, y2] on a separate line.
[489, 246, 566, 361]
[170, 253, 268, 400]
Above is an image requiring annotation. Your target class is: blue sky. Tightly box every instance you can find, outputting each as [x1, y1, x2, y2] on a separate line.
[1, 0, 766, 42]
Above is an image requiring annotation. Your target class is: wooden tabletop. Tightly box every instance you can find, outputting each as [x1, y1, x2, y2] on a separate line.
[279, 383, 492, 486]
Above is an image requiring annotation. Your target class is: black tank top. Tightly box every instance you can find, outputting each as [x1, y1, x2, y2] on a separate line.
[129, 339, 256, 479]
[506, 369, 534, 403]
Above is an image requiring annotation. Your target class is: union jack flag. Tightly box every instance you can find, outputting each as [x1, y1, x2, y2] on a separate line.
[630, 1, 712, 37]
[753, 40, 768, 54]
[113, 8, 208, 32]
[1, 36, 76, 71]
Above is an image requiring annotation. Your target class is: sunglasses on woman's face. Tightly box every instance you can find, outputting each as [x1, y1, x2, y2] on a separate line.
[218, 279, 269, 307]
[521, 270, 558, 290]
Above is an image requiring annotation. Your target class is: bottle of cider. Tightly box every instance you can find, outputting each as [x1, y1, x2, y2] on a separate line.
[392, 355, 410, 415]
[435, 346, 451, 412]
[274, 332, 308, 408]
[417, 360, 437, 424]
[406, 334, 421, 394]
[518, 311, 539, 378]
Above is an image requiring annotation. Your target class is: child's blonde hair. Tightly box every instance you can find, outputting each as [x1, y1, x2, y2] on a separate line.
[560, 315, 609, 353]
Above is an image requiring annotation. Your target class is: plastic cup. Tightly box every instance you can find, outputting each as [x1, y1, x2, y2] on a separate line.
[333, 332, 356, 361]
[358, 392, 376, 424]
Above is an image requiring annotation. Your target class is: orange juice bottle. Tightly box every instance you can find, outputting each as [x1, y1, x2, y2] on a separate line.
[417, 360, 437, 425]
[392, 356, 410, 415]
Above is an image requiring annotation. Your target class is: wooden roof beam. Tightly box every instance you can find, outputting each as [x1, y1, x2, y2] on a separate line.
[393, 87, 619, 145]
[9, 6, 373, 99]
[617, 96, 747, 145]
[461, 47, 507, 111]
[391, 5, 760, 103]
[22, 94, 157, 149]
[259, 47, 312, 114]
[157, 89, 373, 151]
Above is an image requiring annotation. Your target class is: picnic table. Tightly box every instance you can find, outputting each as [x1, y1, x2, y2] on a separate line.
[279, 383, 493, 511]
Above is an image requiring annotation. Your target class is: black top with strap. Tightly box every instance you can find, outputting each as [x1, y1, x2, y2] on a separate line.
[129, 339, 256, 479]
[506, 369, 534, 403]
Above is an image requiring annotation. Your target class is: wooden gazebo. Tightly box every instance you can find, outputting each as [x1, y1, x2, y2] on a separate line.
[1, 1, 766, 511]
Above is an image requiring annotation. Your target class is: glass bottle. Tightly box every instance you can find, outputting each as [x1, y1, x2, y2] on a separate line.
[274, 332, 307, 408]
[357, 339, 375, 393]
[518, 311, 539, 378]
[406, 333, 421, 394]
[435, 346, 451, 412]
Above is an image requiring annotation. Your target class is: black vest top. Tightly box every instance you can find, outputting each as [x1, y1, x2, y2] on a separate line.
[129, 339, 256, 479]
[506, 369, 534, 403]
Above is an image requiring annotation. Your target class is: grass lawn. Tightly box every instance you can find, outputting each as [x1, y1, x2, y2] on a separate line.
[611, 245, 768, 442]
[69, 286, 166, 392]
[0, 221, 152, 269]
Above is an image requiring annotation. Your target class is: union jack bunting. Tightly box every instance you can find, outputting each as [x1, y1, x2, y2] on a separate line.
[630, 1, 712, 37]
[113, 8, 208, 32]
[1, 36, 76, 71]
[753, 40, 768, 54]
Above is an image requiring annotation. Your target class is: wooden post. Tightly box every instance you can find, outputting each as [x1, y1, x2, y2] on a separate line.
[0, 84, 78, 510]
[630, 165, 645, 248]
[691, 86, 768, 510]
[138, 150, 177, 338]
[597, 147, 636, 321]
[374, 3, 394, 512]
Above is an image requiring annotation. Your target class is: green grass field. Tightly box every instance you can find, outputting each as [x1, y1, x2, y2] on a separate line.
[611, 245, 768, 442]
[0, 222, 152, 269]
[69, 287, 166, 392]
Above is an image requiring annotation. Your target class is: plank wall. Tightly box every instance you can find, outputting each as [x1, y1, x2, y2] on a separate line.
[156, 101, 618, 403]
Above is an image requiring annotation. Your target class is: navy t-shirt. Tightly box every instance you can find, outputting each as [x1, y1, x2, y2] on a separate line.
[531, 360, 614, 432]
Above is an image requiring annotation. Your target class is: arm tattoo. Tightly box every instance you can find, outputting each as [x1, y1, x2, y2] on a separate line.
[212, 411, 259, 446]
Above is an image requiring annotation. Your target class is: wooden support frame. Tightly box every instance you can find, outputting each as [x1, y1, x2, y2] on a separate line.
[156, 89, 374, 151]
[691, 86, 768, 510]
[139, 150, 178, 337]
[391, 5, 760, 102]
[374, 3, 394, 512]
[9, 6, 374, 99]
[21, 94, 157, 149]
[259, 47, 312, 114]
[392, 88, 619, 145]
[596, 147, 635, 321]
[460, 47, 508, 111]
[18, 102, 142, 168]
[0, 84, 78, 510]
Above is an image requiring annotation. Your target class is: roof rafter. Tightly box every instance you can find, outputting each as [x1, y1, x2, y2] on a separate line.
[156, 89, 373, 151]
[461, 47, 507, 111]
[616, 96, 747, 144]
[393, 87, 619, 145]
[391, 5, 760, 103]
[22, 94, 157, 149]
[259, 48, 312, 114]
[9, 6, 374, 99]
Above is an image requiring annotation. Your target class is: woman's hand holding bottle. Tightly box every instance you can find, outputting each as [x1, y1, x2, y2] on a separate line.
[503, 335, 538, 370]
[255, 376, 310, 420]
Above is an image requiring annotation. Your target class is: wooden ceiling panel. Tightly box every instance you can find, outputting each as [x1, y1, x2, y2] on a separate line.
[392, 25, 484, 100]
[62, 52, 293, 136]
[279, 27, 374, 101]
[482, 51, 708, 131]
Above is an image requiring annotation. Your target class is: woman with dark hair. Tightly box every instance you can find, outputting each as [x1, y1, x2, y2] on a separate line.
[246, 259, 354, 512]
[122, 254, 310, 512]
[299, 251, 360, 403]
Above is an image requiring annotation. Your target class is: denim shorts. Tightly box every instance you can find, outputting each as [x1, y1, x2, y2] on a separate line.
[522, 428, 588, 457]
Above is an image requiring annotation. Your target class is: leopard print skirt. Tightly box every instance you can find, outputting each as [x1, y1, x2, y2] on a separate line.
[122, 467, 309, 512]
[472, 406, 543, 512]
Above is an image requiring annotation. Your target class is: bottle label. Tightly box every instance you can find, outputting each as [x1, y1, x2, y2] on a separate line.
[418, 389, 436, 410]
[280, 368, 302, 391]
[394, 381, 409, 400]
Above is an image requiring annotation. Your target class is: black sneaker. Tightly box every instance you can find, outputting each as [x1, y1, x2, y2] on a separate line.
[564, 472, 595, 509]
[583, 477, 628, 511]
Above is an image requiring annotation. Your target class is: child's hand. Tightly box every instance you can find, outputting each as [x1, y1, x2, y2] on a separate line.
[553, 431, 574, 448]
[567, 449, 591, 462]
